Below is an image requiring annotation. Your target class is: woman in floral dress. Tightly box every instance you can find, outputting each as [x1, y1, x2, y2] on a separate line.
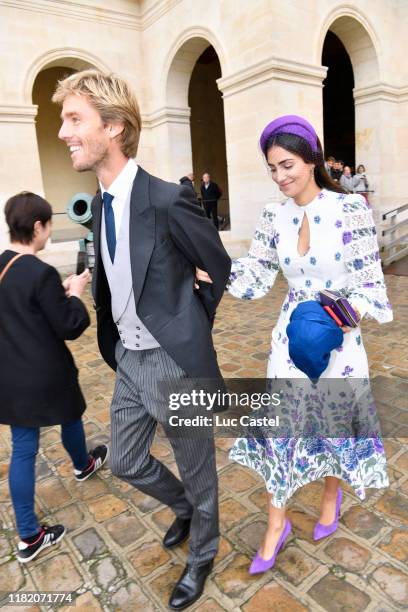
[198, 115, 393, 573]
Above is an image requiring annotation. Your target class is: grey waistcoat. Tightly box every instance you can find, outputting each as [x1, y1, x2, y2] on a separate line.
[101, 196, 160, 351]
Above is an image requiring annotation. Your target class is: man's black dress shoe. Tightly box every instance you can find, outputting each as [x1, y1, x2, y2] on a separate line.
[163, 517, 191, 549]
[168, 560, 213, 610]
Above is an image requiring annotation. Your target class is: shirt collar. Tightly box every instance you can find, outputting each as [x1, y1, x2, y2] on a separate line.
[99, 158, 138, 200]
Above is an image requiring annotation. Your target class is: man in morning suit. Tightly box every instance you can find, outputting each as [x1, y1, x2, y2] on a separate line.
[53, 70, 231, 610]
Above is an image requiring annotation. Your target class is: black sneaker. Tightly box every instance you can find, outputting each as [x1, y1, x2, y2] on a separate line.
[74, 444, 109, 482]
[17, 524, 66, 563]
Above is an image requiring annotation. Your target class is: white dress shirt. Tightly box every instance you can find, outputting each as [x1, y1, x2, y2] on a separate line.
[99, 158, 160, 351]
[99, 158, 138, 238]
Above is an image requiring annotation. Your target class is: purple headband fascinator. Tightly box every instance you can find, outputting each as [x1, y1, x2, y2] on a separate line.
[259, 115, 319, 154]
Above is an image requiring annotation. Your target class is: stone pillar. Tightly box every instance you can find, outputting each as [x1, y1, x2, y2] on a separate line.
[0, 104, 43, 250]
[218, 58, 327, 241]
[354, 84, 408, 220]
[141, 106, 192, 183]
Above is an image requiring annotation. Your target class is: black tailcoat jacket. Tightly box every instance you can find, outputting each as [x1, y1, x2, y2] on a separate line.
[92, 167, 231, 378]
[0, 252, 90, 427]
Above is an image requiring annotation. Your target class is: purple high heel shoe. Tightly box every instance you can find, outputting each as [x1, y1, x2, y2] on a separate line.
[313, 488, 342, 541]
[249, 519, 292, 575]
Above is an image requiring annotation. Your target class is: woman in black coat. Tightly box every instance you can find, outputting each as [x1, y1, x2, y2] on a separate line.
[0, 192, 108, 563]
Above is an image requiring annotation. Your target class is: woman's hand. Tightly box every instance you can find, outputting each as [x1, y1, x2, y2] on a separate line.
[194, 267, 213, 289]
[66, 269, 90, 298]
[341, 306, 360, 333]
[62, 274, 74, 296]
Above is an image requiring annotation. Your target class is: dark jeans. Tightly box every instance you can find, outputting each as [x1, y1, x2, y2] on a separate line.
[9, 419, 88, 538]
[203, 200, 219, 230]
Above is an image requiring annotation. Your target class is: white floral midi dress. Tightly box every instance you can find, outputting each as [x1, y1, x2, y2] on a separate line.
[227, 189, 393, 507]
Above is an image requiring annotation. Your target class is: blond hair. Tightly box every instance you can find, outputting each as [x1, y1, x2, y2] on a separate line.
[52, 69, 142, 158]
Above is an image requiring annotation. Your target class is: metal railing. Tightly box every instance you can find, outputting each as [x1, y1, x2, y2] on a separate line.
[382, 203, 408, 265]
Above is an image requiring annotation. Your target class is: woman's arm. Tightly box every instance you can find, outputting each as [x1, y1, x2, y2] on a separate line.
[342, 195, 393, 323]
[36, 266, 90, 340]
[227, 204, 280, 300]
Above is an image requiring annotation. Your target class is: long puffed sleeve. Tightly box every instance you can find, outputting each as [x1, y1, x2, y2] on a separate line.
[227, 203, 280, 300]
[342, 195, 393, 323]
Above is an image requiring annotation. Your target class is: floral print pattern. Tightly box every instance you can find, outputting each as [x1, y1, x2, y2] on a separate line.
[227, 190, 393, 507]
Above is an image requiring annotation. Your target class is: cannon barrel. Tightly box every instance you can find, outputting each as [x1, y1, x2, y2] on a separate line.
[66, 193, 94, 273]
[67, 192, 93, 230]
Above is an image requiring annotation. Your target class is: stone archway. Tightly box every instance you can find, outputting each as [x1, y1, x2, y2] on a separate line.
[188, 46, 229, 225]
[322, 31, 355, 168]
[164, 35, 229, 227]
[320, 14, 381, 204]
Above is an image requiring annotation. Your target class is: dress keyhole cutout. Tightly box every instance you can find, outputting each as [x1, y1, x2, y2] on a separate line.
[297, 213, 310, 257]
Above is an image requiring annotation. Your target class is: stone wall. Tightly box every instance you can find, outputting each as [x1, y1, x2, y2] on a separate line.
[0, 0, 406, 257]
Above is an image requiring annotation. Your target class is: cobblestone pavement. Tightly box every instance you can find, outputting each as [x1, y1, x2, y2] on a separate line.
[1, 273, 407, 611]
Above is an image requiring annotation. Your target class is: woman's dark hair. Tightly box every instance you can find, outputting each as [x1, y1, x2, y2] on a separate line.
[4, 192, 52, 244]
[262, 133, 347, 194]
[356, 164, 366, 173]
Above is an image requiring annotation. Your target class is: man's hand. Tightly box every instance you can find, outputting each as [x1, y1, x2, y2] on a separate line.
[194, 267, 213, 289]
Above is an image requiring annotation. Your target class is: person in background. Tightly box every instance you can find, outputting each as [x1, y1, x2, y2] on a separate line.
[179, 172, 196, 197]
[324, 156, 336, 179]
[354, 164, 370, 203]
[331, 160, 343, 182]
[340, 165, 360, 193]
[0, 192, 108, 564]
[201, 172, 222, 229]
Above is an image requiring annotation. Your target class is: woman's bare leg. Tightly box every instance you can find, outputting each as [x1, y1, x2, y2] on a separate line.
[258, 493, 287, 559]
[318, 476, 341, 525]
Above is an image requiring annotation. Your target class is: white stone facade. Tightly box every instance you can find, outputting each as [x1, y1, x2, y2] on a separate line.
[0, 0, 407, 262]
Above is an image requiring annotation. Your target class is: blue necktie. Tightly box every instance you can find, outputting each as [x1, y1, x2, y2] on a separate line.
[103, 192, 116, 263]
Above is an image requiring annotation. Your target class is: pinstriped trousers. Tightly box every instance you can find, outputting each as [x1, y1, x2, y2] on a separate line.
[109, 342, 219, 566]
